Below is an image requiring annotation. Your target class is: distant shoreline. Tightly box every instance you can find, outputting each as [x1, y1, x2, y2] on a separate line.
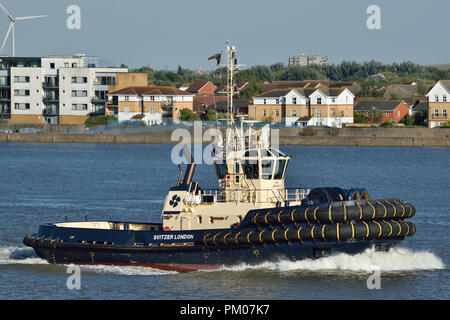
[1, 127, 449, 147]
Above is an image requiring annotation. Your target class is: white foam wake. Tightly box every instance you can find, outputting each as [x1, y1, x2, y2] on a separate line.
[0, 245, 48, 265]
[221, 247, 446, 273]
[78, 264, 177, 276]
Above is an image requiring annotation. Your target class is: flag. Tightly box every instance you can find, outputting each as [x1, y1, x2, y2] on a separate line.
[208, 53, 221, 65]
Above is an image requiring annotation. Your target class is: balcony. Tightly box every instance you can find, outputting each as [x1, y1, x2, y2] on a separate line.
[43, 95, 59, 103]
[91, 96, 107, 103]
[43, 108, 59, 116]
[42, 81, 59, 89]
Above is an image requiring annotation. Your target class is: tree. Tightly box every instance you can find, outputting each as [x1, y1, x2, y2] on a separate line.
[179, 108, 200, 121]
[239, 81, 266, 99]
[354, 111, 368, 123]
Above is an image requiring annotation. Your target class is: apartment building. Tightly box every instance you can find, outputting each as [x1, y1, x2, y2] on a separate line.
[0, 55, 128, 125]
[248, 86, 354, 127]
[425, 80, 450, 128]
[288, 54, 328, 67]
[107, 86, 194, 124]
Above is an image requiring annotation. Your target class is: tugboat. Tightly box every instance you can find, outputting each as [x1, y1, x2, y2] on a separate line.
[23, 43, 416, 272]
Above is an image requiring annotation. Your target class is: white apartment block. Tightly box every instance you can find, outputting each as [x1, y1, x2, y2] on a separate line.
[0, 54, 127, 124]
[288, 54, 328, 67]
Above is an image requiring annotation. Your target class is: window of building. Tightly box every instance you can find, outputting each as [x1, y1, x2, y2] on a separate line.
[14, 103, 30, 110]
[444, 96, 447, 102]
[317, 97, 322, 105]
[71, 90, 87, 97]
[50, 63, 55, 69]
[331, 109, 336, 116]
[291, 109, 297, 117]
[124, 107, 129, 114]
[124, 96, 129, 101]
[150, 107, 155, 113]
[263, 109, 267, 116]
[275, 98, 279, 104]
[14, 76, 30, 83]
[64, 62, 69, 68]
[398, 111, 401, 117]
[275, 109, 279, 116]
[149, 96, 155, 101]
[331, 98, 336, 103]
[386, 112, 390, 116]
[263, 99, 266, 105]
[14, 89, 30, 96]
[71, 104, 87, 111]
[71, 77, 88, 83]
[292, 97, 297, 104]
[435, 95, 439, 102]
[434, 109, 439, 117]
[443, 109, 447, 118]
[72, 63, 77, 68]
[316, 109, 322, 117]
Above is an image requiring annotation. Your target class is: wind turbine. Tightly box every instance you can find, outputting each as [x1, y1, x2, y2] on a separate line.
[0, 3, 47, 57]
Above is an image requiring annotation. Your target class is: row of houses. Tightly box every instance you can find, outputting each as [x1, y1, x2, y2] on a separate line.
[0, 54, 448, 128]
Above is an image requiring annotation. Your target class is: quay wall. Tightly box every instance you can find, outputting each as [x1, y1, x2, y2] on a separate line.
[0, 127, 449, 147]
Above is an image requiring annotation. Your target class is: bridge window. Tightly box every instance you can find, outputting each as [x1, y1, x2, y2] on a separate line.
[274, 159, 287, 179]
[243, 160, 259, 179]
[261, 160, 274, 179]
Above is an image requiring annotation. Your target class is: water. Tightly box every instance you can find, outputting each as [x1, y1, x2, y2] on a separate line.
[0, 143, 448, 300]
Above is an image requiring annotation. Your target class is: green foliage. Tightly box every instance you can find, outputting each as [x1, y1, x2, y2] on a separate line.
[85, 115, 117, 128]
[380, 120, 395, 127]
[354, 111, 368, 123]
[403, 114, 413, 126]
[239, 81, 266, 99]
[442, 121, 450, 128]
[179, 108, 200, 121]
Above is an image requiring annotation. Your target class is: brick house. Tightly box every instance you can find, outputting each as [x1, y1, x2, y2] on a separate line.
[185, 80, 217, 95]
[354, 99, 410, 124]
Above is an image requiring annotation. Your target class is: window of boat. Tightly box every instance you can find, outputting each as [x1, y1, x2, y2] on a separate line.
[214, 162, 228, 179]
[274, 159, 287, 179]
[261, 160, 275, 179]
[243, 160, 259, 179]
[244, 149, 258, 157]
[260, 148, 273, 158]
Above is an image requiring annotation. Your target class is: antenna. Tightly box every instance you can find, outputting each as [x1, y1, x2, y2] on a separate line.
[0, 3, 47, 57]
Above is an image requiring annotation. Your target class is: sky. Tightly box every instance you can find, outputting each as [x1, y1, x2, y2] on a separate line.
[0, 0, 448, 71]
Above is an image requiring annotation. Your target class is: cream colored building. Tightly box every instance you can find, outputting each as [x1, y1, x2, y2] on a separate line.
[107, 86, 194, 124]
[248, 86, 354, 127]
[426, 80, 450, 128]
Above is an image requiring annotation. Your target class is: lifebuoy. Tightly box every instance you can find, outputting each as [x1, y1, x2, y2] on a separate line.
[163, 226, 171, 231]
[225, 174, 232, 186]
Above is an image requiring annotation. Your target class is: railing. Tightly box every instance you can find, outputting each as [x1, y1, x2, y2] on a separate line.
[192, 187, 310, 204]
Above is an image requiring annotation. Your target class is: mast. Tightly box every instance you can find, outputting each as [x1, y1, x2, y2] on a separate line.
[220, 41, 244, 125]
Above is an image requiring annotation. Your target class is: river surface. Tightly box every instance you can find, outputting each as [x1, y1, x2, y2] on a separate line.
[0, 143, 448, 299]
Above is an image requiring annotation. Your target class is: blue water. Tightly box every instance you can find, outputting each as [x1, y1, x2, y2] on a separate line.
[0, 143, 448, 299]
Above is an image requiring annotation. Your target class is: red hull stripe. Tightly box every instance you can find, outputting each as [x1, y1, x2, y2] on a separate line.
[57, 261, 222, 272]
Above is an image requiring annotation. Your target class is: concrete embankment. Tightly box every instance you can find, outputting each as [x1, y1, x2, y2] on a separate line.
[0, 127, 449, 147]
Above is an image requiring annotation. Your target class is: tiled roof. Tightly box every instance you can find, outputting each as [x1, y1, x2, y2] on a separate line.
[439, 80, 450, 91]
[383, 85, 418, 99]
[263, 80, 329, 91]
[109, 86, 193, 96]
[255, 89, 294, 98]
[186, 80, 216, 93]
[355, 99, 405, 112]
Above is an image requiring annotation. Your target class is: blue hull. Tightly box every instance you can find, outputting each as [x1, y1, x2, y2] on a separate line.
[24, 221, 401, 272]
